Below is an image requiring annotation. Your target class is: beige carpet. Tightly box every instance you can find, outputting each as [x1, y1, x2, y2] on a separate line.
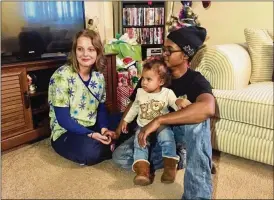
[2, 139, 273, 199]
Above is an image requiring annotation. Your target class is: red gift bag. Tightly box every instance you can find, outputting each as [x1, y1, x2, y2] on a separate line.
[117, 86, 134, 112]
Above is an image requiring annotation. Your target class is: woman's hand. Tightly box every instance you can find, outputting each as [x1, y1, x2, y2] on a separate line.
[88, 132, 111, 145]
[138, 118, 161, 148]
[121, 120, 128, 134]
[102, 129, 115, 141]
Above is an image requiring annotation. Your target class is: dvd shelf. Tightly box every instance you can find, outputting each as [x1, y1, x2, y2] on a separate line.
[122, 1, 166, 59]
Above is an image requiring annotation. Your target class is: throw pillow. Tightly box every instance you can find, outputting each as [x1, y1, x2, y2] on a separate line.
[244, 28, 273, 83]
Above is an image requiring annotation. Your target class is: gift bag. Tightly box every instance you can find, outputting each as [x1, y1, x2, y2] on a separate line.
[104, 43, 142, 62]
[117, 86, 134, 112]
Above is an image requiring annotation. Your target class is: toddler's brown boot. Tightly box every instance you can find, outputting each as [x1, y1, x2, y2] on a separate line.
[161, 157, 179, 184]
[132, 160, 151, 186]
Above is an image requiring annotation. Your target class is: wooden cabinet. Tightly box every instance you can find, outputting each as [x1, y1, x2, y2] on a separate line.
[1, 58, 66, 151]
[1, 53, 118, 151]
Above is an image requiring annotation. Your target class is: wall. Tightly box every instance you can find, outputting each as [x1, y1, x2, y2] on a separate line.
[84, 1, 114, 44]
[171, 1, 273, 45]
[2, 2, 26, 38]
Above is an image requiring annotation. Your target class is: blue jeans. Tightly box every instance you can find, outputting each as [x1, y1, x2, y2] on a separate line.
[112, 119, 212, 200]
[134, 126, 178, 163]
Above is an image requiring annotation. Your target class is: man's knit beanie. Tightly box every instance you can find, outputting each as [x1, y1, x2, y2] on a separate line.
[167, 26, 207, 58]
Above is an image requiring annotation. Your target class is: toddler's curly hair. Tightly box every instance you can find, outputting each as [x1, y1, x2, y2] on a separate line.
[142, 56, 171, 87]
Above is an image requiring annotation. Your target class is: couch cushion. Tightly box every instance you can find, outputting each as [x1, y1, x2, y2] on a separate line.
[210, 117, 273, 165]
[244, 28, 273, 83]
[213, 82, 273, 129]
[190, 44, 251, 90]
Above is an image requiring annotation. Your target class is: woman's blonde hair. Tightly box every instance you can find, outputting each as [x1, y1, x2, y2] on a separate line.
[67, 29, 106, 73]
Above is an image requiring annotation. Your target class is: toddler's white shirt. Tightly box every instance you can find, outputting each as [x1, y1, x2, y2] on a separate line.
[124, 87, 178, 127]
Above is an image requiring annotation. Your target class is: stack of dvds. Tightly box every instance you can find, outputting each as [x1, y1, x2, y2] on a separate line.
[123, 27, 164, 45]
[123, 7, 164, 26]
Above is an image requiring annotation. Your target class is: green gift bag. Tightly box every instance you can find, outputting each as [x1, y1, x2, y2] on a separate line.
[104, 43, 142, 62]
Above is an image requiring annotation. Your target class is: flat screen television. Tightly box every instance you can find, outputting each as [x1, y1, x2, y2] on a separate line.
[1, 1, 85, 63]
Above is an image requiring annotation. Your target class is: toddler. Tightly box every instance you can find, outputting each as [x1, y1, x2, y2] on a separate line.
[121, 57, 191, 186]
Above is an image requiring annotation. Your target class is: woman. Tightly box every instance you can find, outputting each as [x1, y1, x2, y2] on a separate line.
[48, 29, 115, 165]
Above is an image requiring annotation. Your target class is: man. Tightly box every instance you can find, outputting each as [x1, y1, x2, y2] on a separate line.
[112, 26, 215, 200]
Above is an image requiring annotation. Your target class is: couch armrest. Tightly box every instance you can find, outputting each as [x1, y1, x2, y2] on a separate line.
[190, 44, 251, 90]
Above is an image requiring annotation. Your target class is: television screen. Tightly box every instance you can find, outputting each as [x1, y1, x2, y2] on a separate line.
[1, 1, 85, 59]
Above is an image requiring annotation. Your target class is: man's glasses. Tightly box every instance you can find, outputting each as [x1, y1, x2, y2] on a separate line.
[161, 46, 183, 56]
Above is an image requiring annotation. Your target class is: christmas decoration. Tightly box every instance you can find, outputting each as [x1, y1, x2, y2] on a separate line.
[27, 73, 37, 94]
[202, 1, 211, 9]
[128, 65, 138, 88]
[178, 1, 200, 27]
[181, 1, 192, 8]
[166, 1, 211, 34]
[117, 71, 130, 87]
[123, 57, 136, 68]
[87, 16, 99, 33]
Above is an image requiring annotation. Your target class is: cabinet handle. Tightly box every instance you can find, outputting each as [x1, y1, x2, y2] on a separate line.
[24, 92, 30, 109]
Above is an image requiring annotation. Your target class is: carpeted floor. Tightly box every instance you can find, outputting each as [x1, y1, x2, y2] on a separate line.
[2, 138, 273, 199]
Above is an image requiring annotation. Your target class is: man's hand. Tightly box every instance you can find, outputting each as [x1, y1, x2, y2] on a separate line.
[138, 118, 161, 148]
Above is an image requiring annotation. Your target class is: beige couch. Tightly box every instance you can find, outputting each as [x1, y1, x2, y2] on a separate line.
[190, 28, 273, 166]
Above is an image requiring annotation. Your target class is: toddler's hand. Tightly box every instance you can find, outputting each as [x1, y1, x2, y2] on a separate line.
[176, 98, 192, 109]
[110, 142, 116, 152]
[121, 120, 128, 134]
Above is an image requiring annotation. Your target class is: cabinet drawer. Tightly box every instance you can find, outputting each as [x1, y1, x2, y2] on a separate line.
[1, 67, 33, 139]
[1, 94, 25, 134]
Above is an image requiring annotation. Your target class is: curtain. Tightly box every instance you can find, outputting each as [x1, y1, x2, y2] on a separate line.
[23, 1, 83, 24]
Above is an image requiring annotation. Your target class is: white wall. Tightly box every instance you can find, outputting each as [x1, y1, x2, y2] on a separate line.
[84, 2, 114, 44]
[171, 1, 273, 45]
[2, 2, 27, 38]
